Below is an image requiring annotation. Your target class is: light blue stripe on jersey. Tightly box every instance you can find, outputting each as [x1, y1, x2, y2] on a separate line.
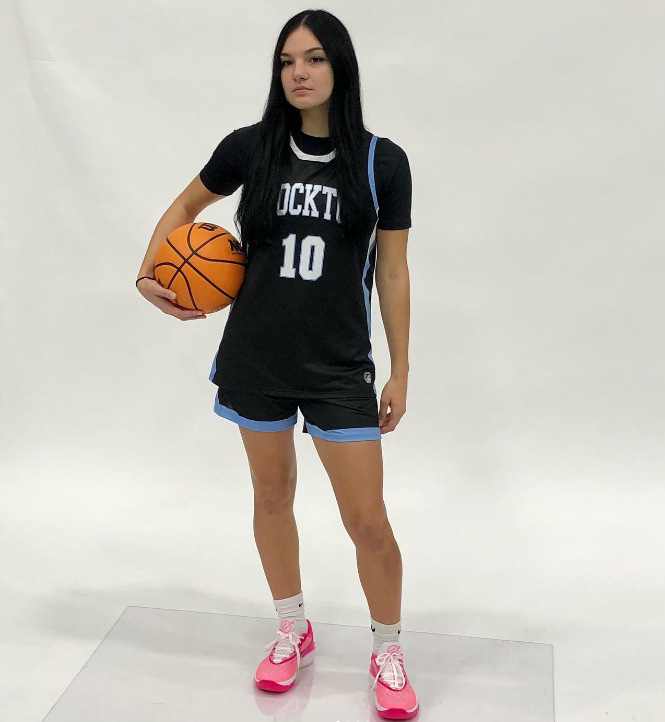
[367, 134, 379, 210]
[361, 134, 380, 396]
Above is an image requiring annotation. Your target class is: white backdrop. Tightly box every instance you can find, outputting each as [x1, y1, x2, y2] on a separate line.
[2, 1, 664, 720]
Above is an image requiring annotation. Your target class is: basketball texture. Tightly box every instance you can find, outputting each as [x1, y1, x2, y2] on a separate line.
[154, 222, 246, 313]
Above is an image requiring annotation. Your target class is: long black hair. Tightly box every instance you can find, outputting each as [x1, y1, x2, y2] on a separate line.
[234, 9, 370, 250]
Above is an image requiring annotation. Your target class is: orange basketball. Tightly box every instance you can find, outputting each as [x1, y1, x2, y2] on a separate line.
[153, 222, 246, 314]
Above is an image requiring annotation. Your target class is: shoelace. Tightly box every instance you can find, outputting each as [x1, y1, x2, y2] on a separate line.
[372, 649, 406, 691]
[265, 628, 305, 664]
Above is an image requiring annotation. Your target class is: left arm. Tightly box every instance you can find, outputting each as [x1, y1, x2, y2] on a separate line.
[374, 227, 410, 433]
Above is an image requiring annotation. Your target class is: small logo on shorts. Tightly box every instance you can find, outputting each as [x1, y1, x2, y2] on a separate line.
[364, 371, 372, 384]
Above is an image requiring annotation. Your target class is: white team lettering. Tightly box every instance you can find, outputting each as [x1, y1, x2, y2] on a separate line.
[302, 184, 321, 216]
[277, 182, 340, 223]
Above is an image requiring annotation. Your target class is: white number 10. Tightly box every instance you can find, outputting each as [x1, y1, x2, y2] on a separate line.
[280, 233, 325, 280]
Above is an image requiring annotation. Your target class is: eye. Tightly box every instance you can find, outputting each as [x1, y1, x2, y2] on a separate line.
[280, 57, 326, 67]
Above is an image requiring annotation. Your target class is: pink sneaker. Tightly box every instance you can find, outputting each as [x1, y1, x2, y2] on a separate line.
[254, 618, 316, 692]
[369, 644, 420, 719]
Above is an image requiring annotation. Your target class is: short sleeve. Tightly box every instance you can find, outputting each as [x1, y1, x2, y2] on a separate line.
[199, 129, 246, 196]
[376, 141, 412, 230]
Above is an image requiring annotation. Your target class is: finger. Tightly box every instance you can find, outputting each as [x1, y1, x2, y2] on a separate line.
[153, 296, 178, 314]
[146, 280, 177, 301]
[157, 299, 180, 315]
[181, 308, 207, 320]
[158, 301, 204, 319]
[157, 286, 177, 300]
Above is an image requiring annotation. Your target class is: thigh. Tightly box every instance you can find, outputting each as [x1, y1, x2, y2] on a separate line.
[214, 387, 299, 495]
[310, 432, 384, 533]
[299, 396, 384, 530]
[239, 425, 298, 502]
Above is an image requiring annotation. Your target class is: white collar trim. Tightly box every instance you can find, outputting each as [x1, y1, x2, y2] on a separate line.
[289, 133, 336, 162]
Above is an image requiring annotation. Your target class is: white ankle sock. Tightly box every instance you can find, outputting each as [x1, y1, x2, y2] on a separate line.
[371, 617, 402, 656]
[273, 590, 307, 636]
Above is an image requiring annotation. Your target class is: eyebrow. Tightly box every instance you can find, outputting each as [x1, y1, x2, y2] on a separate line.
[280, 47, 324, 57]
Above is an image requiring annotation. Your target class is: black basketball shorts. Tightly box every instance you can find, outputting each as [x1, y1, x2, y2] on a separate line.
[213, 386, 381, 442]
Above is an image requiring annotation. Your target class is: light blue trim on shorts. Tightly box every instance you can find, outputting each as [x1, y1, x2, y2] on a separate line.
[304, 420, 381, 442]
[213, 397, 297, 431]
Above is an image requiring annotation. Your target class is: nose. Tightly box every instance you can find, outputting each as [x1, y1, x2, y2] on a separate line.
[292, 60, 308, 81]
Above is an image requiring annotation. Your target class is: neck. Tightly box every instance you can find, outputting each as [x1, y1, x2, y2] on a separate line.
[299, 107, 330, 137]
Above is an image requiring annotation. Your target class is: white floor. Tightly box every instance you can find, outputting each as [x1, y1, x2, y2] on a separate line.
[40, 606, 554, 721]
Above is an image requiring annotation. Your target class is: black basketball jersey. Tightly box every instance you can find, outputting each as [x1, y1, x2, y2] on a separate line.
[200, 122, 412, 398]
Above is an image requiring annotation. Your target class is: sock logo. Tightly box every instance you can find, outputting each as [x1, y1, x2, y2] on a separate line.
[279, 619, 294, 634]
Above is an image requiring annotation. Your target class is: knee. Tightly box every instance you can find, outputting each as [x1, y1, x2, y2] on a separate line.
[347, 512, 392, 550]
[252, 474, 297, 514]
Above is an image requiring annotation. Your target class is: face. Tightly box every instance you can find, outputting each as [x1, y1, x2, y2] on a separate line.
[280, 26, 334, 109]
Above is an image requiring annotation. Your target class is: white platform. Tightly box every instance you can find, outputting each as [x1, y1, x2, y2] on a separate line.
[42, 606, 554, 721]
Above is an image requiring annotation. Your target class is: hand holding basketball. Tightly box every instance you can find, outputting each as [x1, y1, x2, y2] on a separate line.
[137, 277, 207, 321]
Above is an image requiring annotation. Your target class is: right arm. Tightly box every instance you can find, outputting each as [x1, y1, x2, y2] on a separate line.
[136, 175, 228, 320]
[136, 174, 228, 280]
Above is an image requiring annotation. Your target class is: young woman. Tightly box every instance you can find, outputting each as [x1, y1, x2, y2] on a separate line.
[136, 9, 417, 719]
